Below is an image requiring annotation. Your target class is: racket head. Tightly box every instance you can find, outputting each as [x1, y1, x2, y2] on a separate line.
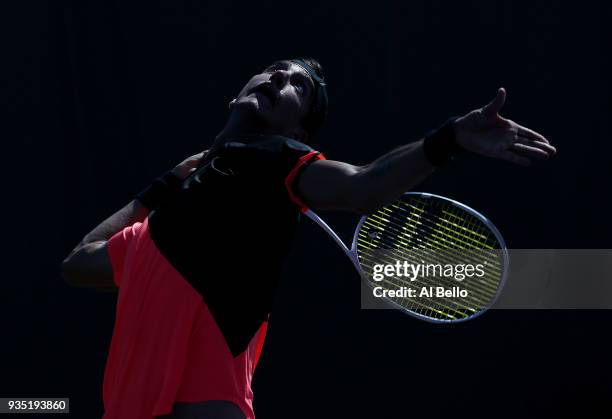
[352, 192, 509, 323]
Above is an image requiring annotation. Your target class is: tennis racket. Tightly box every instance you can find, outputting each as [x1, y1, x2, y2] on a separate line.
[304, 192, 509, 323]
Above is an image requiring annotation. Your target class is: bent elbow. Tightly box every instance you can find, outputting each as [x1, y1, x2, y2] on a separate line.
[60, 241, 115, 290]
[61, 249, 91, 287]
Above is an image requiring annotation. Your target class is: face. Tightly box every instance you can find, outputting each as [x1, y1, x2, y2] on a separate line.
[230, 60, 315, 139]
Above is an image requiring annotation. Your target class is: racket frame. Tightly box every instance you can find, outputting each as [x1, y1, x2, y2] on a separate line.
[304, 192, 509, 323]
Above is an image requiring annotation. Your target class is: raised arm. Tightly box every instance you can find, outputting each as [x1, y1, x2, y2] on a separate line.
[61, 151, 207, 291]
[298, 88, 556, 214]
[61, 200, 148, 291]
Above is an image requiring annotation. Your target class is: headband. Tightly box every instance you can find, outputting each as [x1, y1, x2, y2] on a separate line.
[289, 59, 328, 136]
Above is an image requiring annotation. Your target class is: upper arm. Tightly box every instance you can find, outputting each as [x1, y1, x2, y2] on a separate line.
[296, 159, 366, 213]
[62, 241, 116, 292]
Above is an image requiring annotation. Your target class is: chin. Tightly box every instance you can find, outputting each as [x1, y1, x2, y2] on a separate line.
[233, 101, 277, 131]
[234, 97, 260, 112]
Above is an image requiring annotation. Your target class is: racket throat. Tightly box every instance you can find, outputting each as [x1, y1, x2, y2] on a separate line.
[304, 209, 360, 269]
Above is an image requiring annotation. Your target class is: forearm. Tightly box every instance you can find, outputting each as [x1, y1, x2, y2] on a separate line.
[76, 200, 147, 249]
[301, 90, 555, 215]
[75, 166, 188, 247]
[356, 139, 435, 212]
[62, 151, 207, 290]
[62, 200, 146, 289]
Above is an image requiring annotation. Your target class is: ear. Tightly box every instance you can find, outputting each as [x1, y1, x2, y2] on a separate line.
[292, 127, 310, 144]
[228, 98, 236, 109]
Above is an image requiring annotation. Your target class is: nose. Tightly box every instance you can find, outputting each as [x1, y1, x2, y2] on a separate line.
[270, 69, 289, 90]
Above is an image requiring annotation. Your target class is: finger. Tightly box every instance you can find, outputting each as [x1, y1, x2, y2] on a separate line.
[185, 151, 206, 164]
[514, 137, 557, 155]
[515, 124, 550, 144]
[510, 143, 552, 159]
[194, 150, 209, 161]
[482, 87, 506, 116]
[499, 150, 531, 166]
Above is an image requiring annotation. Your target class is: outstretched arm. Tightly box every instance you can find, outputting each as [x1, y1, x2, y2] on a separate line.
[298, 88, 556, 214]
[61, 151, 207, 291]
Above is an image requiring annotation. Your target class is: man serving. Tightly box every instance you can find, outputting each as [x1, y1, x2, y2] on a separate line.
[62, 58, 555, 419]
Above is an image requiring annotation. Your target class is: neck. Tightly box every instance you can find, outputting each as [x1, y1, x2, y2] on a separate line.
[214, 110, 292, 148]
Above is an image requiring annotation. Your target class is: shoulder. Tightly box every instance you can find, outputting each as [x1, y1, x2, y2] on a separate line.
[231, 135, 314, 154]
[222, 135, 320, 168]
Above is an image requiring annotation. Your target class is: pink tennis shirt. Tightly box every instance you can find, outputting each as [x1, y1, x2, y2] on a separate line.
[102, 145, 325, 419]
[103, 218, 267, 418]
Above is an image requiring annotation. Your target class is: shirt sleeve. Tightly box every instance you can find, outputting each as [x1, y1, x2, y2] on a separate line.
[284, 150, 326, 212]
[107, 223, 140, 287]
[218, 136, 327, 212]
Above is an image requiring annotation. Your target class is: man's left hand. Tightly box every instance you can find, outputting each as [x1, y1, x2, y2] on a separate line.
[453, 88, 557, 166]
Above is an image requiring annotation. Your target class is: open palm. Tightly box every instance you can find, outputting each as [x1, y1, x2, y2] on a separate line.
[454, 88, 556, 166]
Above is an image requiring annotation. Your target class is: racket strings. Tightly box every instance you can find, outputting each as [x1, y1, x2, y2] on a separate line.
[371, 198, 501, 266]
[358, 248, 498, 306]
[362, 211, 502, 275]
[364, 200, 500, 264]
[357, 222, 501, 300]
[357, 214, 501, 314]
[361, 207, 503, 280]
[356, 196, 506, 320]
[358, 249, 493, 317]
[358, 224, 499, 318]
[396, 199, 497, 249]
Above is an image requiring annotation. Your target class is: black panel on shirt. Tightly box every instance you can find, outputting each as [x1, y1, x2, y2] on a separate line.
[148, 135, 316, 357]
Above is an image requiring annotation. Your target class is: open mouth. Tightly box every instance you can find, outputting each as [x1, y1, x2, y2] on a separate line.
[250, 83, 277, 106]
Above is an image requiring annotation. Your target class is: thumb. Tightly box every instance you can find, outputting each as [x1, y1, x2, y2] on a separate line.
[482, 87, 506, 116]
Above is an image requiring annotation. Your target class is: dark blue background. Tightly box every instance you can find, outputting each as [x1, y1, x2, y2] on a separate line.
[2, 0, 611, 417]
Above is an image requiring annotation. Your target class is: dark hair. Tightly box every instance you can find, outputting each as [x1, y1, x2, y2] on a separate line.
[292, 57, 327, 140]
[298, 57, 324, 80]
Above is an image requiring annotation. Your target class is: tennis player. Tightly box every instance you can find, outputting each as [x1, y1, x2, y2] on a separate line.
[62, 58, 555, 419]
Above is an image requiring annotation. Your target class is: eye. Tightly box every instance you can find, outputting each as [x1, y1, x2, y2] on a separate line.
[294, 80, 305, 95]
[264, 64, 280, 73]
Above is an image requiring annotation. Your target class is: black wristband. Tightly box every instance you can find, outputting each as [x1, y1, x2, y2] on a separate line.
[423, 117, 463, 166]
[135, 170, 182, 211]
